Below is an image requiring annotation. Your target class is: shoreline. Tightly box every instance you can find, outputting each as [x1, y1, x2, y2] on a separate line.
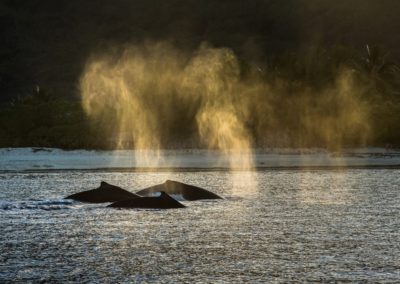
[1, 147, 400, 172]
[1, 165, 400, 174]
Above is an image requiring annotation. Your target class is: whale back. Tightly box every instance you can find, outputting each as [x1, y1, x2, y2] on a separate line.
[108, 192, 186, 209]
[136, 180, 222, 201]
[165, 180, 222, 200]
[65, 181, 139, 203]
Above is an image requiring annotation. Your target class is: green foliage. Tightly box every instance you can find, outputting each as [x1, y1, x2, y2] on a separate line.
[0, 88, 99, 149]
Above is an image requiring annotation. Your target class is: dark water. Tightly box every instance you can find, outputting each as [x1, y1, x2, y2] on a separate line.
[1, 170, 400, 283]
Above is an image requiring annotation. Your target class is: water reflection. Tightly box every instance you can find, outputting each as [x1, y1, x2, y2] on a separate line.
[1, 170, 400, 282]
[295, 171, 355, 205]
[231, 171, 260, 197]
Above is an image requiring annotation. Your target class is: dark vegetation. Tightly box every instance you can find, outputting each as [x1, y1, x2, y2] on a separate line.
[1, 0, 399, 149]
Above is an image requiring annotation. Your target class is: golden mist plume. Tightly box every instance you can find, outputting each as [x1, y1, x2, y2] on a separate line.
[180, 45, 259, 193]
[80, 42, 258, 173]
[182, 45, 255, 170]
[80, 42, 186, 165]
[296, 69, 370, 150]
[80, 41, 371, 184]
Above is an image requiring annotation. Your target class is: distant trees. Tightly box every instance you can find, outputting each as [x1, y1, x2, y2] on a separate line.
[0, 88, 97, 149]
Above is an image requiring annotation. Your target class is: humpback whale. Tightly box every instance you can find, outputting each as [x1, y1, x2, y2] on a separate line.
[65, 181, 139, 203]
[107, 192, 186, 209]
[136, 180, 222, 201]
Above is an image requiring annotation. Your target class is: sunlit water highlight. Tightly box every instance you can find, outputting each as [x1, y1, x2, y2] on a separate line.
[1, 169, 400, 282]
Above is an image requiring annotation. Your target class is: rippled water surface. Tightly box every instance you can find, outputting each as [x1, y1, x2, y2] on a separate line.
[1, 169, 400, 283]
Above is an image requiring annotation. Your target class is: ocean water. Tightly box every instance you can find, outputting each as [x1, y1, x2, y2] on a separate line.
[1, 169, 400, 283]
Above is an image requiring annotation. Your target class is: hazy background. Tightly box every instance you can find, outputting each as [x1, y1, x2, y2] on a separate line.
[0, 0, 399, 149]
[1, 0, 400, 100]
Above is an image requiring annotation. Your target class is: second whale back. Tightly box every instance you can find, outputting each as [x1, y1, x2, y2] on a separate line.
[136, 180, 222, 201]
